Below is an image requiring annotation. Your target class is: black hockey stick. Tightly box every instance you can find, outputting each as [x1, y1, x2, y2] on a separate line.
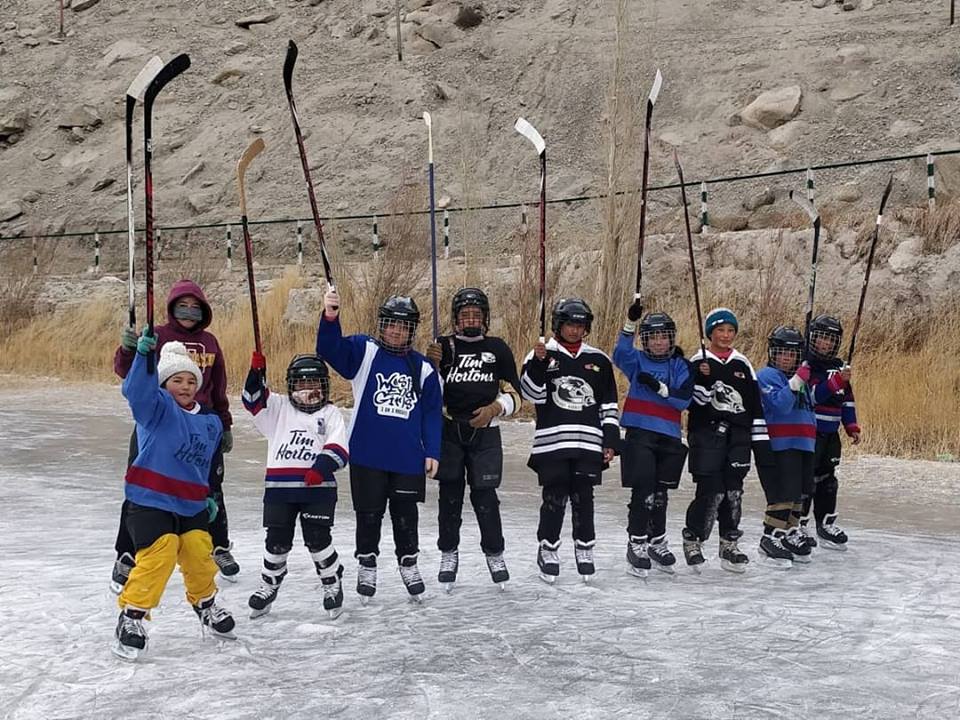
[237, 138, 266, 359]
[424, 111, 440, 340]
[284, 40, 336, 294]
[143, 53, 190, 373]
[790, 190, 821, 348]
[847, 176, 894, 365]
[124, 56, 162, 331]
[634, 69, 663, 307]
[514, 117, 547, 340]
[674, 150, 706, 361]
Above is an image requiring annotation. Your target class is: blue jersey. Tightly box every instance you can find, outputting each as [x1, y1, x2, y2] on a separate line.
[756, 365, 816, 453]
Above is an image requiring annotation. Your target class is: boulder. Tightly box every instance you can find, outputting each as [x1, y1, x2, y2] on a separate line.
[99, 39, 147, 67]
[416, 18, 463, 47]
[283, 288, 324, 325]
[92, 177, 115, 192]
[72, 0, 100, 11]
[834, 184, 862, 203]
[743, 188, 775, 211]
[837, 43, 869, 64]
[766, 120, 808, 150]
[0, 110, 28, 138]
[58, 105, 102, 129]
[454, 3, 484, 28]
[235, 12, 279, 29]
[0, 199, 23, 222]
[829, 81, 870, 102]
[740, 86, 802, 130]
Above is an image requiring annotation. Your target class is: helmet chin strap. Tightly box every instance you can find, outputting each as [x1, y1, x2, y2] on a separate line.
[458, 326, 483, 338]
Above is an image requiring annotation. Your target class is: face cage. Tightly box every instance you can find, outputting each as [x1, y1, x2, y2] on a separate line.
[557, 320, 590, 339]
[808, 328, 841, 360]
[769, 346, 802, 375]
[640, 328, 676, 359]
[454, 305, 488, 337]
[288, 376, 329, 413]
[377, 317, 418, 354]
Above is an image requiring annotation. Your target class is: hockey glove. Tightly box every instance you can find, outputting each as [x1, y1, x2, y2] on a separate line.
[425, 342, 442, 369]
[304, 468, 325, 487]
[323, 287, 340, 319]
[468, 400, 502, 429]
[251, 350, 266, 371]
[627, 299, 644, 322]
[636, 372, 661, 392]
[120, 325, 138, 352]
[205, 497, 219, 523]
[136, 330, 158, 356]
[788, 362, 811, 392]
[221, 430, 233, 454]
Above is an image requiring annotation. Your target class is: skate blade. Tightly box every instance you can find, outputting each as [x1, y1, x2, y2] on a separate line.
[497, 582, 507, 592]
[538, 572, 557, 585]
[580, 574, 594, 584]
[442, 582, 456, 594]
[408, 594, 425, 604]
[249, 605, 272, 620]
[327, 607, 344, 619]
[759, 555, 793, 569]
[358, 595, 371, 606]
[109, 581, 125, 596]
[820, 540, 848, 552]
[652, 563, 676, 575]
[208, 629, 237, 641]
[627, 566, 649, 579]
[791, 553, 813, 564]
[720, 559, 747, 574]
[112, 640, 143, 662]
[218, 573, 239, 584]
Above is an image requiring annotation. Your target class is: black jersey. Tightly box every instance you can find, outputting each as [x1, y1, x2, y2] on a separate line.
[688, 348, 767, 444]
[437, 334, 521, 422]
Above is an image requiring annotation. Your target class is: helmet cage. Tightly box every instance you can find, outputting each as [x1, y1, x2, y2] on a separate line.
[377, 317, 418, 354]
[286, 355, 330, 414]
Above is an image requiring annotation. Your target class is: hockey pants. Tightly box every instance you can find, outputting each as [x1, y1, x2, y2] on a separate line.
[756, 449, 814, 532]
[802, 432, 842, 524]
[683, 424, 750, 542]
[535, 459, 600, 545]
[621, 428, 687, 539]
[351, 464, 424, 561]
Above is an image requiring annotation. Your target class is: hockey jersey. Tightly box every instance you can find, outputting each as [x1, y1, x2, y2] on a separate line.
[688, 348, 768, 445]
[316, 315, 442, 475]
[756, 365, 816, 453]
[613, 332, 694, 439]
[520, 339, 620, 470]
[436, 333, 522, 423]
[807, 357, 860, 436]
[122, 350, 222, 517]
[242, 369, 349, 503]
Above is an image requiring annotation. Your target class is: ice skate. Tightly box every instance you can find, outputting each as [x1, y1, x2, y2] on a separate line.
[193, 595, 237, 640]
[537, 540, 560, 584]
[759, 531, 794, 569]
[213, 543, 240, 583]
[799, 516, 819, 549]
[356, 554, 377, 605]
[248, 581, 280, 619]
[817, 513, 849, 551]
[110, 552, 136, 595]
[485, 553, 509, 589]
[574, 540, 595, 582]
[782, 528, 812, 564]
[682, 529, 706, 574]
[648, 534, 676, 575]
[112, 608, 147, 662]
[718, 537, 749, 574]
[399, 554, 425, 601]
[626, 535, 651, 579]
[438, 549, 459, 593]
[321, 565, 345, 619]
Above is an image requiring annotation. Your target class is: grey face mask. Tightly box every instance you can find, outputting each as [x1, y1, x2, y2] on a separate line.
[174, 305, 204, 323]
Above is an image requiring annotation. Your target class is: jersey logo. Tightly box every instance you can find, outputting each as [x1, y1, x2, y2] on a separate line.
[547, 358, 560, 372]
[552, 376, 596, 411]
[481, 351, 497, 364]
[373, 371, 417, 419]
[445, 353, 496, 385]
[181, 341, 216, 370]
[316, 417, 326, 436]
[710, 381, 745, 414]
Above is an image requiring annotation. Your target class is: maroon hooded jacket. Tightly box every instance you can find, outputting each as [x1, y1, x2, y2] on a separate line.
[114, 279, 232, 429]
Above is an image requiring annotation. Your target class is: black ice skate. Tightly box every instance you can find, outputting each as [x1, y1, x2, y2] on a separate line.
[574, 540, 596, 582]
[782, 528, 812, 564]
[356, 553, 377, 605]
[718, 537, 749, 574]
[438, 549, 459, 593]
[648, 534, 677, 575]
[248, 581, 280, 619]
[110, 552, 136, 595]
[112, 608, 147, 662]
[485, 553, 509, 589]
[817, 513, 849, 551]
[213, 543, 240, 583]
[193, 594, 237, 640]
[626, 535, 651, 579]
[399, 554, 425, 602]
[799, 516, 819, 549]
[321, 565, 345, 618]
[759, 531, 794, 569]
[682, 529, 706, 574]
[537, 540, 561, 584]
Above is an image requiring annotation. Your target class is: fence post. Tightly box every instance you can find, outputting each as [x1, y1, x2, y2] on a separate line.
[94, 231, 101, 272]
[155, 228, 162, 261]
[700, 181, 710, 233]
[33, 234, 38, 273]
[927, 153, 936, 210]
[226, 225, 233, 271]
[806, 168, 815, 204]
[296, 219, 304, 268]
[59, 0, 65, 37]
[443, 209, 450, 259]
[521, 204, 528, 234]
[373, 216, 381, 257]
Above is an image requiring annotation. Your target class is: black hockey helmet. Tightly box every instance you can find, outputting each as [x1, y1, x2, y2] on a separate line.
[808, 314, 843, 361]
[377, 295, 420, 354]
[767, 325, 804, 374]
[286, 354, 330, 413]
[451, 287, 489, 337]
[551, 297, 593, 336]
[639, 312, 677, 360]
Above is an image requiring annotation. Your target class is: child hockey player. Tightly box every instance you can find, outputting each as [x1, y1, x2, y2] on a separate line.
[755, 325, 817, 567]
[802, 314, 859, 550]
[680, 308, 766, 573]
[111, 280, 238, 593]
[520, 298, 619, 584]
[425, 288, 522, 591]
[243, 352, 349, 619]
[316, 288, 442, 603]
[114, 337, 235, 660]
[613, 306, 694, 577]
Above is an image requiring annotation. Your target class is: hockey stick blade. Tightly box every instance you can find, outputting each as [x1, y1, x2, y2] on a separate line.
[283, 40, 299, 98]
[514, 117, 545, 155]
[144, 54, 190, 109]
[876, 174, 894, 225]
[789, 190, 819, 223]
[237, 138, 266, 214]
[127, 56, 164, 102]
[423, 111, 434, 163]
[648, 69, 663, 106]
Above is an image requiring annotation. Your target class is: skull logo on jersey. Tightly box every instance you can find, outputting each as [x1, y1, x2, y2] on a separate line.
[373, 371, 416, 419]
[710, 381, 745, 415]
[552, 376, 596, 412]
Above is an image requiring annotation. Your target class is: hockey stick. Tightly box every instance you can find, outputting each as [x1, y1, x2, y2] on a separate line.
[790, 190, 821, 347]
[514, 117, 547, 341]
[424, 111, 440, 340]
[237, 138, 266, 360]
[124, 56, 163, 331]
[847, 176, 893, 365]
[143, 53, 190, 373]
[634, 69, 663, 307]
[674, 150, 706, 361]
[283, 40, 336, 294]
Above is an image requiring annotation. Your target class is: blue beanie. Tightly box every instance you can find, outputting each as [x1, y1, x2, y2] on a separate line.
[705, 307, 739, 338]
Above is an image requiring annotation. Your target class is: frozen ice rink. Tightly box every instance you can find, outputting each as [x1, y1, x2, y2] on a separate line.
[1, 383, 958, 719]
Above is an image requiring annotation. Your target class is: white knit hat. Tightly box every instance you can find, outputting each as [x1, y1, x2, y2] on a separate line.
[157, 341, 203, 389]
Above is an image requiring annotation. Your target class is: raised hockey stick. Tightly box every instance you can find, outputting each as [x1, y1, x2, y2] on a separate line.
[634, 69, 663, 306]
[790, 189, 821, 347]
[424, 111, 440, 340]
[124, 56, 163, 331]
[237, 138, 266, 359]
[674, 150, 706, 361]
[143, 53, 191, 373]
[514, 117, 547, 341]
[284, 40, 335, 294]
[847, 175, 894, 365]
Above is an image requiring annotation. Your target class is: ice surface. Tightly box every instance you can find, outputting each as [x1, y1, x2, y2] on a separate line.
[0, 384, 958, 719]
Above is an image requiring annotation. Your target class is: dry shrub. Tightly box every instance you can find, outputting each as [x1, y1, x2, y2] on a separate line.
[901, 199, 960, 254]
[0, 236, 54, 333]
[500, 221, 557, 362]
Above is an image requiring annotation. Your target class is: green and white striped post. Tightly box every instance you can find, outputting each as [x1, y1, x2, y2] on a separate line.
[443, 209, 450, 259]
[700, 181, 709, 232]
[94, 231, 101, 272]
[32, 235, 38, 273]
[372, 215, 381, 256]
[296, 219, 304, 267]
[226, 225, 233, 271]
[521, 204, 528, 234]
[806, 168, 815, 204]
[927, 153, 936, 210]
[155, 228, 162, 261]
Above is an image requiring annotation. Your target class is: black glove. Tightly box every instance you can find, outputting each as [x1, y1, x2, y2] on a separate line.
[636, 371, 661, 392]
[627, 299, 644, 322]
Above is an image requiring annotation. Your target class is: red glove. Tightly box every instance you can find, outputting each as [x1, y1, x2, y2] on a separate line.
[795, 362, 812, 384]
[251, 351, 266, 370]
[825, 371, 846, 394]
[304, 468, 325, 487]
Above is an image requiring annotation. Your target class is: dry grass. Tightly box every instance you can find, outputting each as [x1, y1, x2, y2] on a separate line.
[0, 234, 55, 334]
[900, 199, 960, 255]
